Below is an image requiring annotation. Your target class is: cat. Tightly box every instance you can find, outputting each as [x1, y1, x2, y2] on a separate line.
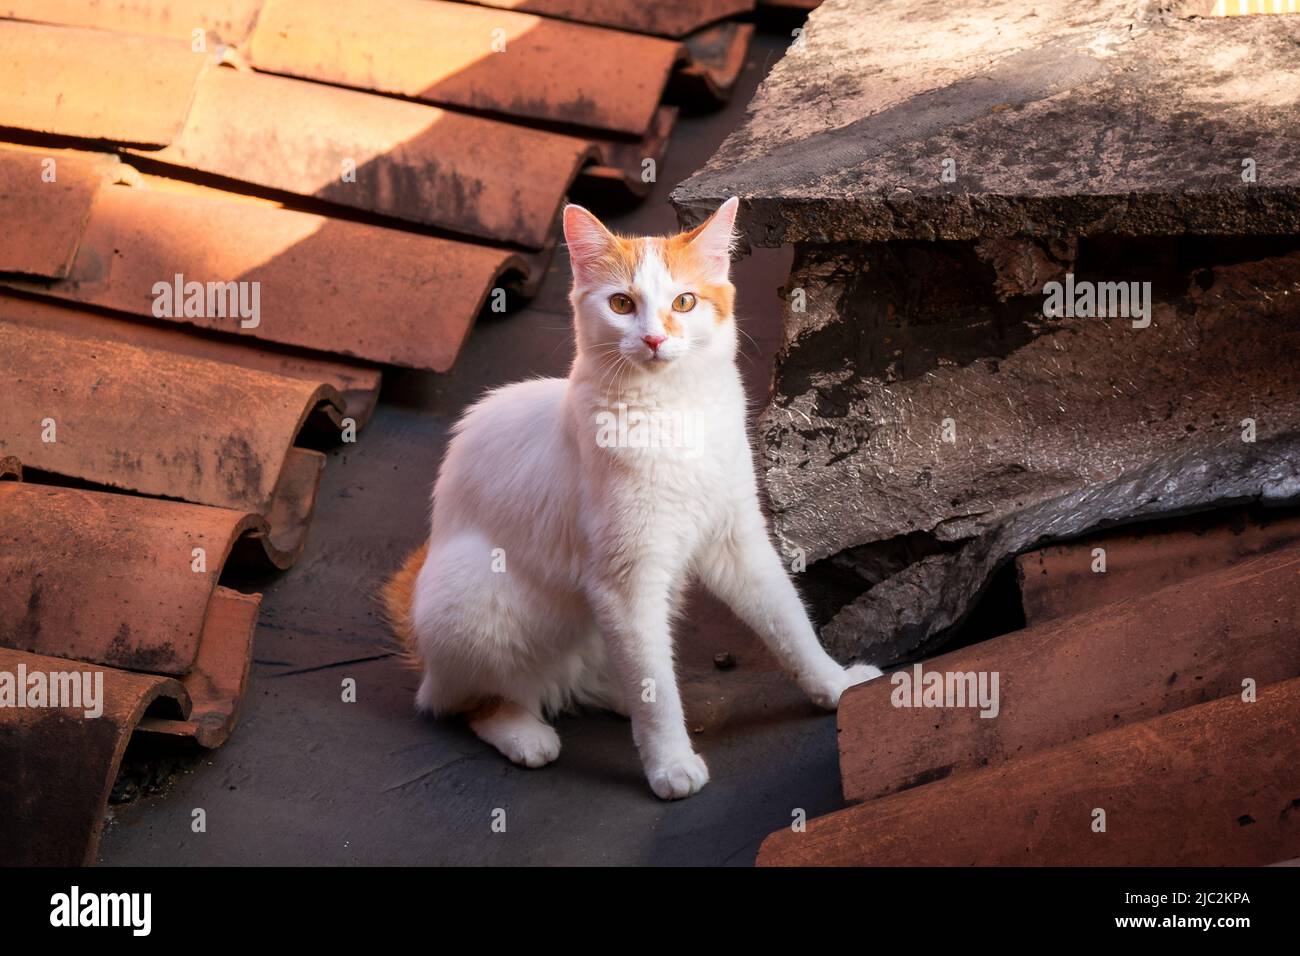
[383, 198, 881, 800]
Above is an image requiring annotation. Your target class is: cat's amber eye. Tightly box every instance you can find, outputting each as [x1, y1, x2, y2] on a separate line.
[608, 293, 635, 315]
[672, 292, 697, 313]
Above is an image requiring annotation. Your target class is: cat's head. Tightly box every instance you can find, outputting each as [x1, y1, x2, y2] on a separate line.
[563, 198, 739, 373]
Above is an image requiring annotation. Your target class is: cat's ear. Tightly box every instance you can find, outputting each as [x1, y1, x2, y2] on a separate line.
[563, 204, 616, 285]
[683, 196, 739, 281]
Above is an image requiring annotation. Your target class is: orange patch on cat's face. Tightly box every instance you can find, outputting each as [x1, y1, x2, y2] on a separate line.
[664, 234, 733, 322]
[661, 234, 735, 323]
[583, 227, 734, 324]
[660, 309, 683, 337]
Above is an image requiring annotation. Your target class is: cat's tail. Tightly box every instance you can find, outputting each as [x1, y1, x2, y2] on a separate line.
[379, 541, 429, 671]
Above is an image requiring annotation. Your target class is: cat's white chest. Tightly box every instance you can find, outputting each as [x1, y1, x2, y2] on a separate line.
[587, 395, 744, 475]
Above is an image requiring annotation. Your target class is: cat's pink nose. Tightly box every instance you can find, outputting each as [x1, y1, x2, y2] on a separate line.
[642, 334, 667, 353]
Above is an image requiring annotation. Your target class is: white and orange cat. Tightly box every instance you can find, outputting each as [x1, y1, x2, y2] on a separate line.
[384, 198, 880, 800]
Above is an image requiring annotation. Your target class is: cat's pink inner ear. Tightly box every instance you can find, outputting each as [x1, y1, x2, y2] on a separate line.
[563, 204, 614, 284]
[688, 197, 739, 278]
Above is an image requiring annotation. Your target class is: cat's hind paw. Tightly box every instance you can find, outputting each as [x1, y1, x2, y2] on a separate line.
[647, 751, 710, 800]
[502, 724, 562, 768]
[469, 702, 562, 768]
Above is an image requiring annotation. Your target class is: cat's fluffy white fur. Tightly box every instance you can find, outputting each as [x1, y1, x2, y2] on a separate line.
[403, 198, 880, 799]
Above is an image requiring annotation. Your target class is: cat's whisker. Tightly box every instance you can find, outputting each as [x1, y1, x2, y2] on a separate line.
[735, 324, 761, 367]
[592, 349, 626, 388]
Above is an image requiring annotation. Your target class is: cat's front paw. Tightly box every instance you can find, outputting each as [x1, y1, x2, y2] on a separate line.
[804, 663, 883, 711]
[647, 751, 710, 800]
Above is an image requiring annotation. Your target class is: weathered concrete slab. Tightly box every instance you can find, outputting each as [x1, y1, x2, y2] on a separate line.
[760, 245, 1300, 662]
[673, 0, 1300, 243]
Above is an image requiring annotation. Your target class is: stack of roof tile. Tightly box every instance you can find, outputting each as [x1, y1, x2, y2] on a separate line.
[0, 0, 756, 865]
[757, 511, 1300, 866]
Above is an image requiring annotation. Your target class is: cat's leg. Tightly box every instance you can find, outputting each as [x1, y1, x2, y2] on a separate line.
[586, 572, 707, 800]
[697, 510, 881, 710]
[410, 532, 563, 768]
[465, 697, 561, 769]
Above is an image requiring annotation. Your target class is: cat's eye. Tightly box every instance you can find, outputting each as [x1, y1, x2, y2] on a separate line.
[672, 293, 697, 313]
[608, 293, 635, 315]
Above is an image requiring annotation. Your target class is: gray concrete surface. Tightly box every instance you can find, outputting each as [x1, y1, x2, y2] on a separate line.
[674, 0, 1300, 244]
[97, 32, 852, 867]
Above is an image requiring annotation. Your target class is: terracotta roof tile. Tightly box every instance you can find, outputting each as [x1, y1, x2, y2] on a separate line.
[129, 66, 599, 247]
[0, 149, 101, 278]
[0, 292, 383, 425]
[0, 482, 263, 675]
[0, 644, 191, 865]
[837, 543, 1300, 805]
[0, 151, 532, 370]
[248, 0, 683, 136]
[0, 320, 340, 563]
[1017, 511, 1300, 625]
[0, 19, 208, 146]
[762, 674, 1300, 866]
[0, 0, 265, 44]
[459, 0, 755, 38]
